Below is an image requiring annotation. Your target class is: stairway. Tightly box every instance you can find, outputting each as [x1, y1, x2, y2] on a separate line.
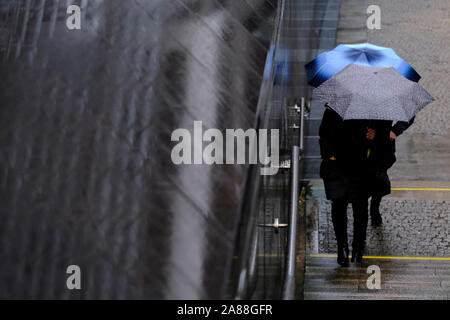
[304, 181, 450, 300]
[305, 256, 450, 300]
[300, 0, 450, 301]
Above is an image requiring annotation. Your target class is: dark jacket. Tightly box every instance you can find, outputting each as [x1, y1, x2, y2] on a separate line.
[392, 117, 415, 137]
[365, 117, 415, 197]
[319, 107, 395, 200]
[319, 107, 348, 200]
[366, 120, 396, 197]
[366, 117, 414, 197]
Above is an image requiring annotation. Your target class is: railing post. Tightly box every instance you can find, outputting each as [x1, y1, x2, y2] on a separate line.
[282, 146, 300, 300]
[299, 97, 306, 151]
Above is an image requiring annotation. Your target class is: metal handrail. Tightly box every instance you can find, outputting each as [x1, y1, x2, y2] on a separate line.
[235, 0, 306, 299]
[282, 100, 306, 300]
[281, 146, 300, 299]
[299, 98, 306, 151]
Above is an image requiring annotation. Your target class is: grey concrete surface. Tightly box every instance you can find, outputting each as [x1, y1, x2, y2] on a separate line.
[304, 0, 450, 300]
[307, 179, 450, 257]
[304, 256, 450, 300]
[370, 0, 450, 180]
[337, 0, 450, 181]
[318, 197, 449, 257]
[367, 0, 450, 137]
[306, 0, 450, 257]
[336, 0, 368, 44]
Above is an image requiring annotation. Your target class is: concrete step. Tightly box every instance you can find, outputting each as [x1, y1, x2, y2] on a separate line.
[305, 280, 448, 292]
[306, 268, 450, 278]
[304, 256, 450, 300]
[306, 257, 450, 267]
[304, 257, 450, 300]
[305, 290, 449, 300]
[306, 270, 450, 282]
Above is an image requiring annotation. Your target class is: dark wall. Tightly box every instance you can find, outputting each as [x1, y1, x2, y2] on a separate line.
[0, 0, 276, 299]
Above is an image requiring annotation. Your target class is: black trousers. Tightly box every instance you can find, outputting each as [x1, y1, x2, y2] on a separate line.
[331, 197, 369, 250]
[370, 195, 382, 215]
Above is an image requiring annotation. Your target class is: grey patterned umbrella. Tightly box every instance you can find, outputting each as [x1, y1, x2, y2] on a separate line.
[313, 64, 435, 121]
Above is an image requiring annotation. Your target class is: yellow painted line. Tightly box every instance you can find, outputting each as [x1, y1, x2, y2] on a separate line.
[310, 254, 450, 261]
[392, 188, 450, 191]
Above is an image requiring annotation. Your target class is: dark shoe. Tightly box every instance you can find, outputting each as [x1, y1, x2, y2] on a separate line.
[371, 212, 383, 226]
[351, 248, 364, 264]
[337, 246, 350, 267]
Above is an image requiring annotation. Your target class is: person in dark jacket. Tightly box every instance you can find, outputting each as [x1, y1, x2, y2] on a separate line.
[369, 117, 415, 225]
[319, 105, 393, 266]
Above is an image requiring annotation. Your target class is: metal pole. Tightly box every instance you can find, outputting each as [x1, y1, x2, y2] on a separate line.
[282, 146, 300, 300]
[299, 97, 306, 151]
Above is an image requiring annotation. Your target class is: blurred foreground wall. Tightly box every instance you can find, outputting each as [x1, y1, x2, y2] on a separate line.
[0, 0, 276, 299]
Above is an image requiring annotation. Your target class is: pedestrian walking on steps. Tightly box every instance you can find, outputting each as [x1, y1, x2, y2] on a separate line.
[319, 104, 393, 266]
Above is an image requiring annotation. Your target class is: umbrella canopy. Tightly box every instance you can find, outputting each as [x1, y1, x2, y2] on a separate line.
[305, 43, 421, 87]
[313, 64, 434, 122]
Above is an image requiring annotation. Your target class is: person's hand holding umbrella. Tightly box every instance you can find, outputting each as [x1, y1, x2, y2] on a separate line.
[390, 131, 397, 141]
[366, 128, 376, 140]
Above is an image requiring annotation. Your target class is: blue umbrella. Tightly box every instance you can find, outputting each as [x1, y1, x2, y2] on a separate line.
[305, 43, 421, 87]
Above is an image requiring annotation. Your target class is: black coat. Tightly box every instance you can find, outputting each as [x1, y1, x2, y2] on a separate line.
[319, 107, 395, 201]
[392, 117, 415, 137]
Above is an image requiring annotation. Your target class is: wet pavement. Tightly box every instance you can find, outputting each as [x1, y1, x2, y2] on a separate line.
[305, 256, 450, 300]
[304, 0, 449, 300]
[366, 0, 450, 181]
[318, 197, 449, 257]
[335, 0, 450, 181]
[306, 0, 450, 257]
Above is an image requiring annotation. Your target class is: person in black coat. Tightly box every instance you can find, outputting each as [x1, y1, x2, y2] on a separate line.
[319, 105, 393, 265]
[369, 117, 415, 225]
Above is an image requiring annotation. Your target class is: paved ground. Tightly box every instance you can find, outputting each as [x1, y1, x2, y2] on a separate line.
[304, 256, 450, 300]
[303, 0, 450, 300]
[367, 0, 450, 137]
[338, 0, 450, 136]
[307, 179, 450, 257]
[318, 197, 449, 257]
[337, 0, 450, 181]
[306, 0, 450, 258]
[367, 0, 450, 181]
